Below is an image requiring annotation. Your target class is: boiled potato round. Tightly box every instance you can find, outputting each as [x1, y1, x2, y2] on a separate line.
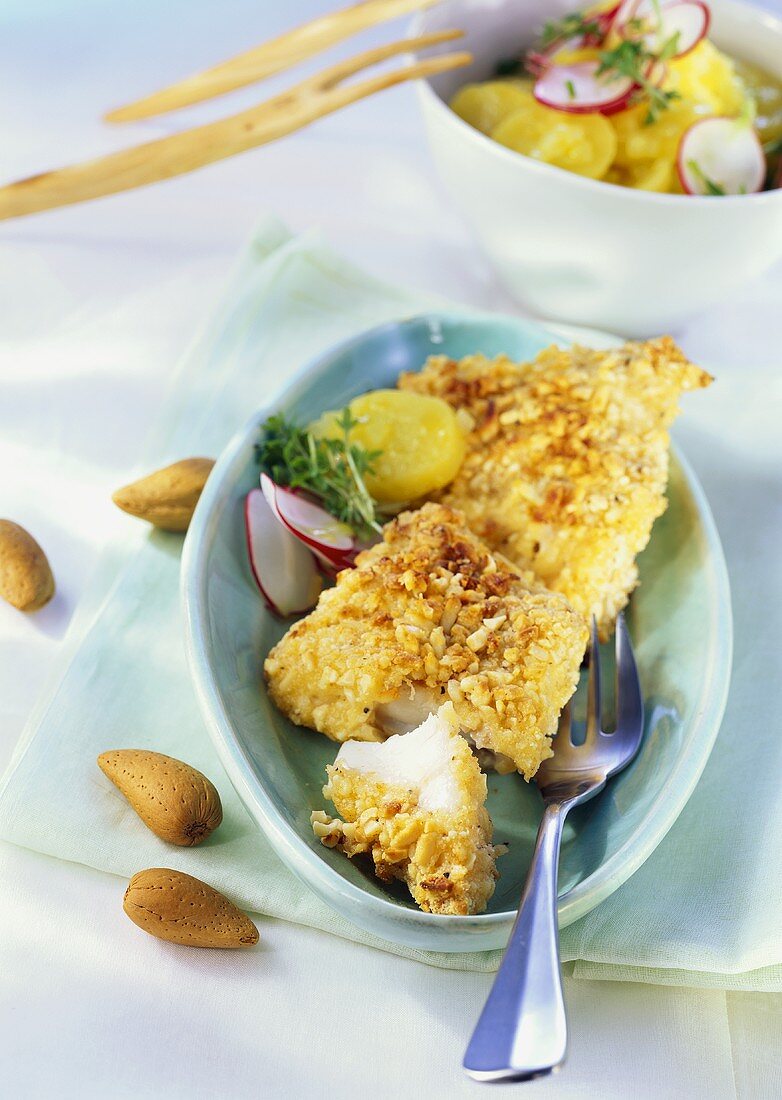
[492, 100, 617, 180]
[310, 390, 466, 504]
[666, 40, 746, 117]
[628, 159, 677, 193]
[450, 80, 534, 135]
[610, 101, 700, 168]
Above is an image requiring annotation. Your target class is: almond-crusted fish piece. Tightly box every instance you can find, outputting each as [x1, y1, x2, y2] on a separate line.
[312, 705, 502, 915]
[264, 502, 587, 780]
[399, 338, 712, 638]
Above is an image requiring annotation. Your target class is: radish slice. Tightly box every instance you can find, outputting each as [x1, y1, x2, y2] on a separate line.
[527, 6, 618, 74]
[610, 0, 652, 33]
[526, 50, 549, 78]
[260, 473, 359, 570]
[542, 34, 590, 60]
[588, 3, 622, 41]
[244, 489, 322, 616]
[645, 59, 669, 88]
[534, 60, 635, 114]
[528, 35, 583, 77]
[677, 116, 766, 195]
[641, 1, 709, 59]
[616, 0, 709, 59]
[261, 475, 353, 551]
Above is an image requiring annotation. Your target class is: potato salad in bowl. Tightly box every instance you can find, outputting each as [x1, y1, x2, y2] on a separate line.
[450, 0, 782, 194]
[409, 0, 782, 330]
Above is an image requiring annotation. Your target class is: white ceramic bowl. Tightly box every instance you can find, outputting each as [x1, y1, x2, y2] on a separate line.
[412, 0, 782, 335]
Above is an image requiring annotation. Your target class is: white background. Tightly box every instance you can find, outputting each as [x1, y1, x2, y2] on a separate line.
[1, 1, 781, 1096]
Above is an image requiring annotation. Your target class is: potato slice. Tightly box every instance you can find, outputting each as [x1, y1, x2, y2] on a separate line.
[311, 390, 466, 505]
[450, 80, 534, 136]
[492, 101, 617, 180]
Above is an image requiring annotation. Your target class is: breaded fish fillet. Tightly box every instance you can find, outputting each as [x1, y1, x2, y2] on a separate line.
[399, 338, 711, 638]
[264, 502, 587, 779]
[312, 705, 502, 915]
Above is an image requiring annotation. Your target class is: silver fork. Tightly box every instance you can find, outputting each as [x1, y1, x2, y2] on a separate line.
[463, 613, 644, 1084]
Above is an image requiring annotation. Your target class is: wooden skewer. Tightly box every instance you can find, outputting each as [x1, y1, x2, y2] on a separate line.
[106, 0, 442, 123]
[0, 33, 469, 221]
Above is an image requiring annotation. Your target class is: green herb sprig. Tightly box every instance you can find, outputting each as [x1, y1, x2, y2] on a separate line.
[256, 410, 382, 538]
[686, 159, 727, 195]
[540, 12, 603, 48]
[532, 8, 682, 125]
[596, 37, 681, 124]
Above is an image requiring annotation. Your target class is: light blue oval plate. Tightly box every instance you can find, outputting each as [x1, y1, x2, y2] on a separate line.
[182, 313, 732, 952]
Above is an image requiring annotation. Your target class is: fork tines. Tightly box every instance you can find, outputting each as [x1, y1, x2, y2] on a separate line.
[553, 612, 644, 766]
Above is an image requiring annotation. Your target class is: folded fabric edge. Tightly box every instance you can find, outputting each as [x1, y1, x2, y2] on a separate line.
[570, 959, 782, 993]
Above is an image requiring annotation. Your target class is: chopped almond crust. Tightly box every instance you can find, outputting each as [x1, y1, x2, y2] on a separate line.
[399, 337, 712, 638]
[312, 709, 502, 915]
[265, 502, 587, 779]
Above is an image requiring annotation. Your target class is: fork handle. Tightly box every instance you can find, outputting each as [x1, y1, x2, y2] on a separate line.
[463, 801, 569, 1082]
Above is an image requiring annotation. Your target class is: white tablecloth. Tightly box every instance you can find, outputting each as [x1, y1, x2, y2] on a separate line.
[1, 1, 781, 1096]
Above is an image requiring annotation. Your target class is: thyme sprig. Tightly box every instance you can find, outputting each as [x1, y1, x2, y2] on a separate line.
[597, 37, 681, 123]
[256, 410, 382, 538]
[540, 11, 603, 48]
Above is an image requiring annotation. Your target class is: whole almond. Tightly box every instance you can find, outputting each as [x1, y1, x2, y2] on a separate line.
[98, 749, 223, 846]
[111, 457, 215, 531]
[0, 520, 55, 611]
[123, 868, 259, 948]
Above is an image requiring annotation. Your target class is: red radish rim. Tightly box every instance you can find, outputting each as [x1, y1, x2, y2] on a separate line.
[527, 35, 584, 78]
[260, 475, 357, 564]
[609, 0, 648, 36]
[589, 3, 622, 41]
[533, 86, 637, 117]
[533, 61, 636, 115]
[672, 1, 710, 60]
[262, 475, 354, 551]
[645, 58, 669, 88]
[676, 115, 766, 195]
[542, 4, 622, 53]
[259, 479, 355, 573]
[244, 489, 322, 616]
[260, 473, 360, 568]
[526, 50, 548, 77]
[676, 114, 766, 195]
[608, 0, 642, 32]
[652, 0, 710, 61]
[613, 0, 660, 35]
[615, 0, 710, 60]
[310, 545, 357, 573]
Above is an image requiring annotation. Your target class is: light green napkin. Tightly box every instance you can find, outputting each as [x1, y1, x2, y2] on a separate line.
[1, 220, 780, 984]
